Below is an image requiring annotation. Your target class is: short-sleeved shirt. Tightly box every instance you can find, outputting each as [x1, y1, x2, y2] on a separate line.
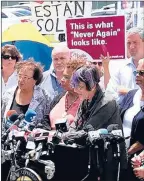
[130, 107, 144, 146]
[40, 69, 64, 100]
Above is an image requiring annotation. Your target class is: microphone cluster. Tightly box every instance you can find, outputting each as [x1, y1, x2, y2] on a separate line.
[2, 109, 37, 142]
[88, 128, 124, 146]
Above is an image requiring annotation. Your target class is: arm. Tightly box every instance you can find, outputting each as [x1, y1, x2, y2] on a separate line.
[131, 150, 144, 168]
[105, 66, 122, 103]
[128, 111, 144, 155]
[100, 52, 110, 89]
[128, 142, 144, 155]
[133, 167, 144, 179]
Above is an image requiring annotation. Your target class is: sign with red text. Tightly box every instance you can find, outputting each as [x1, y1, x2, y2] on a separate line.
[66, 16, 126, 60]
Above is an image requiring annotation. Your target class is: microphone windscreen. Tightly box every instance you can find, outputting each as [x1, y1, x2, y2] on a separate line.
[98, 128, 108, 134]
[9, 114, 19, 122]
[84, 124, 95, 132]
[6, 110, 17, 119]
[25, 109, 36, 122]
[5, 111, 18, 129]
[107, 124, 119, 132]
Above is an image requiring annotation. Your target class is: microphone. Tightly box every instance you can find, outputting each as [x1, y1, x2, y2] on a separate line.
[107, 124, 124, 158]
[107, 124, 123, 137]
[107, 124, 119, 132]
[2, 113, 25, 141]
[19, 109, 37, 129]
[5, 110, 19, 129]
[55, 118, 68, 133]
[83, 124, 95, 132]
[88, 129, 108, 145]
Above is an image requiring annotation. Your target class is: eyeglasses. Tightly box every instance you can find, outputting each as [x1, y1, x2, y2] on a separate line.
[133, 70, 144, 76]
[18, 74, 33, 81]
[74, 84, 85, 90]
[91, 62, 102, 66]
[2, 54, 17, 60]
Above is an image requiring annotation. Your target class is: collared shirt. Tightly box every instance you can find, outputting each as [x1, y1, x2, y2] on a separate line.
[40, 68, 64, 100]
[2, 71, 18, 96]
[106, 58, 139, 104]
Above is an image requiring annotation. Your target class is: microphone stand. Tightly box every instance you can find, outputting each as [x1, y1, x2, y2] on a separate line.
[91, 139, 104, 181]
[111, 138, 121, 181]
[116, 143, 121, 181]
[81, 145, 92, 181]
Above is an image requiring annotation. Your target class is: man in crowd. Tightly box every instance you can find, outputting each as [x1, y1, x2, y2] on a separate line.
[106, 27, 144, 103]
[40, 45, 71, 100]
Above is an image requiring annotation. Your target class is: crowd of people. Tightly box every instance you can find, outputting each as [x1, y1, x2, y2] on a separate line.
[1, 26, 144, 181]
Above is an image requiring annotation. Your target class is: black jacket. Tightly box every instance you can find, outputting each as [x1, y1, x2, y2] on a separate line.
[119, 89, 144, 147]
[75, 87, 128, 177]
[75, 87, 123, 131]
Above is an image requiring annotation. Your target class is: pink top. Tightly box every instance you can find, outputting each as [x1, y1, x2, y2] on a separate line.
[49, 93, 80, 130]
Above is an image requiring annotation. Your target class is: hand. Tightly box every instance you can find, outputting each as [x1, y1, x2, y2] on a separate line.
[100, 52, 110, 68]
[128, 141, 144, 155]
[117, 86, 130, 95]
[131, 155, 142, 168]
[133, 167, 144, 179]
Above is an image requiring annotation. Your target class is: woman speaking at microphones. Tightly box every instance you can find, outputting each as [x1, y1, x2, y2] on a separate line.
[60, 65, 127, 181]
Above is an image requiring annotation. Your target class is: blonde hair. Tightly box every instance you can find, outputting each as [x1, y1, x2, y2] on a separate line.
[66, 57, 87, 72]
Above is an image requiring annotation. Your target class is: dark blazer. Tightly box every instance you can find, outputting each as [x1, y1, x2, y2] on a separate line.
[75, 86, 128, 177]
[75, 87, 123, 131]
[119, 89, 144, 147]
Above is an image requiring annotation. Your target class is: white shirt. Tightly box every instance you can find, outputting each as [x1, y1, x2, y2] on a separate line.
[106, 58, 139, 104]
[2, 71, 18, 96]
[99, 76, 105, 91]
[123, 89, 142, 148]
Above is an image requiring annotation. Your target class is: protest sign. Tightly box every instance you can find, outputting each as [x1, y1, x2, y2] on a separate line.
[66, 16, 126, 60]
[31, 1, 92, 34]
[70, 49, 93, 62]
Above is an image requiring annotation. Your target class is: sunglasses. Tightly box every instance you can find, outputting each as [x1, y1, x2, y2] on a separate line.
[2, 54, 17, 60]
[92, 62, 102, 66]
[133, 70, 144, 76]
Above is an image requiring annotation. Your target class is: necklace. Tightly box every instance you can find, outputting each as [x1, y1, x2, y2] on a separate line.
[62, 93, 78, 118]
[65, 93, 79, 112]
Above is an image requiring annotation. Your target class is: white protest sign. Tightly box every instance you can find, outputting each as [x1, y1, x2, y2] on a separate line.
[70, 49, 93, 62]
[30, 1, 92, 34]
[137, 8, 144, 28]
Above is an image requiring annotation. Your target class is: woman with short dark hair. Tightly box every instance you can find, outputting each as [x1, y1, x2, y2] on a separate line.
[2, 59, 51, 128]
[2, 44, 22, 95]
[69, 65, 127, 180]
[70, 65, 121, 130]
